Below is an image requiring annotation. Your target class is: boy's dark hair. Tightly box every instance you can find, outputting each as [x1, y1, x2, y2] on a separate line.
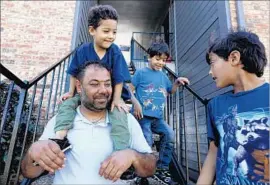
[206, 30, 267, 77]
[88, 5, 118, 29]
[76, 61, 111, 82]
[147, 42, 170, 58]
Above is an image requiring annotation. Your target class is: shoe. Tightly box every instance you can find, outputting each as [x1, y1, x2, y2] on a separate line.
[152, 169, 178, 185]
[135, 177, 149, 185]
[120, 166, 137, 181]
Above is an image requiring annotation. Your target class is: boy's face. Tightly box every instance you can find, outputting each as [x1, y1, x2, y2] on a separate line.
[149, 54, 168, 71]
[208, 52, 236, 88]
[89, 19, 117, 50]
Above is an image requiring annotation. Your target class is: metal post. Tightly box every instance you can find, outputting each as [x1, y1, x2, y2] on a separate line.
[193, 97, 202, 172]
[2, 89, 27, 185]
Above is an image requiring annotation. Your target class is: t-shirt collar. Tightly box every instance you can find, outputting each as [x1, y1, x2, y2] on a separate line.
[75, 106, 109, 127]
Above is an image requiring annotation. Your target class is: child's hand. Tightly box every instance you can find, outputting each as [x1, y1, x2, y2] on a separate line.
[175, 77, 190, 86]
[133, 102, 143, 120]
[58, 92, 73, 104]
[111, 99, 129, 113]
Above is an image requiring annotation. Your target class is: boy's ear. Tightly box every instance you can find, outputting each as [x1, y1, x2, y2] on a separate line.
[75, 79, 82, 94]
[88, 26, 95, 36]
[228, 50, 241, 66]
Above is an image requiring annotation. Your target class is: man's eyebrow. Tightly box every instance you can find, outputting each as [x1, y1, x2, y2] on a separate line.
[89, 79, 111, 82]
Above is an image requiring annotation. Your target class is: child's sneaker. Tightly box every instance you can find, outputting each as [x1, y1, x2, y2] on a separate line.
[152, 169, 178, 185]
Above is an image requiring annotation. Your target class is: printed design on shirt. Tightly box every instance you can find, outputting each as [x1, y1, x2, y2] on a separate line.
[158, 87, 168, 97]
[215, 105, 270, 185]
[160, 103, 165, 110]
[142, 83, 167, 111]
[143, 84, 156, 94]
[143, 98, 153, 107]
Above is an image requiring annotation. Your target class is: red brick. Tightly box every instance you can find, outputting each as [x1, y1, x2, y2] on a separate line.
[1, 1, 76, 81]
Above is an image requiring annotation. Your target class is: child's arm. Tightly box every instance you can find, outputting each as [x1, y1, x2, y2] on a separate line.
[59, 76, 77, 103]
[196, 141, 217, 185]
[129, 83, 143, 120]
[111, 83, 129, 113]
[171, 77, 190, 94]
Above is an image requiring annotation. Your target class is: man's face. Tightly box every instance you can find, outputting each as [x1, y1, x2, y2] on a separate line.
[77, 66, 112, 112]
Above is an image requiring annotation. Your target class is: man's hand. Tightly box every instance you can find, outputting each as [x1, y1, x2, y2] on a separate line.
[133, 101, 143, 120]
[111, 98, 129, 113]
[99, 149, 135, 182]
[28, 140, 66, 173]
[58, 92, 73, 104]
[175, 77, 190, 86]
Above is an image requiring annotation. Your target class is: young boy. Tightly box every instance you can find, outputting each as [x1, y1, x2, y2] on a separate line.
[197, 30, 269, 185]
[131, 42, 190, 185]
[56, 5, 131, 151]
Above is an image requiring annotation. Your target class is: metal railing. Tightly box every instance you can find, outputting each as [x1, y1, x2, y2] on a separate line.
[0, 49, 76, 185]
[131, 35, 208, 184]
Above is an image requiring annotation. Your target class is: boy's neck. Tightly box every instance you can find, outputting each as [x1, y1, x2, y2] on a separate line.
[93, 43, 106, 59]
[233, 72, 265, 94]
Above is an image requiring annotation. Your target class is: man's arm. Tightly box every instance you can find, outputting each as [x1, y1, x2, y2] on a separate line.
[99, 149, 156, 182]
[131, 150, 156, 176]
[196, 141, 217, 185]
[21, 140, 66, 178]
[21, 148, 45, 178]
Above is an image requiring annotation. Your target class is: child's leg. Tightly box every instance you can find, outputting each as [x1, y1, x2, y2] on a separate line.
[151, 118, 174, 170]
[109, 108, 130, 151]
[138, 116, 154, 147]
[55, 94, 81, 138]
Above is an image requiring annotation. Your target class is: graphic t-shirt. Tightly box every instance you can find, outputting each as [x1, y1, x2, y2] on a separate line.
[131, 67, 172, 118]
[67, 42, 131, 100]
[207, 83, 270, 185]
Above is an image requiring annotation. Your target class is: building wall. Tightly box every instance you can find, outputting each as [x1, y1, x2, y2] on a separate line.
[171, 1, 221, 180]
[0, 1, 76, 81]
[229, 0, 269, 82]
[71, 0, 97, 49]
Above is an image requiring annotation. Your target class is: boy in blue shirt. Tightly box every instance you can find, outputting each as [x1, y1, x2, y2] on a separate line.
[197, 30, 269, 185]
[131, 42, 190, 185]
[55, 5, 131, 151]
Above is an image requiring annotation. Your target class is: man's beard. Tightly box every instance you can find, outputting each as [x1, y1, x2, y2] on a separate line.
[80, 88, 111, 112]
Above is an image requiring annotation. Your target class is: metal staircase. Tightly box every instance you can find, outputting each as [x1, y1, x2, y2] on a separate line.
[0, 34, 208, 184]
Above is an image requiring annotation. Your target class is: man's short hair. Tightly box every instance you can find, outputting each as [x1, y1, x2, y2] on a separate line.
[76, 61, 111, 82]
[206, 30, 267, 77]
[147, 42, 170, 58]
[88, 5, 118, 29]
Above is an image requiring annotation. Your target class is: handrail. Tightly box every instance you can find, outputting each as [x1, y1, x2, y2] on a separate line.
[0, 47, 77, 185]
[0, 64, 28, 89]
[164, 65, 208, 105]
[1, 49, 76, 89]
[132, 38, 148, 53]
[132, 31, 173, 37]
[28, 50, 76, 87]
[131, 37, 208, 105]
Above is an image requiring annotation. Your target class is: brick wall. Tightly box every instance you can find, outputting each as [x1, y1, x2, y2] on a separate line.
[229, 0, 269, 82]
[1, 1, 76, 81]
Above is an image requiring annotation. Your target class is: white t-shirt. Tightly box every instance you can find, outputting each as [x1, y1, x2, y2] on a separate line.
[39, 107, 152, 184]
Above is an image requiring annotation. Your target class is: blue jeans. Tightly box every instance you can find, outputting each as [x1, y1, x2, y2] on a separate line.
[138, 116, 175, 170]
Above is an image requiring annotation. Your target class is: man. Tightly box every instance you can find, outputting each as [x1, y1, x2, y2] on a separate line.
[21, 62, 156, 184]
